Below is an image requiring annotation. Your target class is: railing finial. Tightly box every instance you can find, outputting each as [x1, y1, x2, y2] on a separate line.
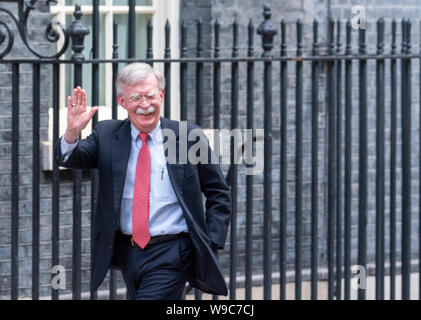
[257, 5, 278, 57]
[68, 4, 90, 61]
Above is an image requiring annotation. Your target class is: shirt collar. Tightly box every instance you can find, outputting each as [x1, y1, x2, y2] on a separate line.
[130, 119, 163, 144]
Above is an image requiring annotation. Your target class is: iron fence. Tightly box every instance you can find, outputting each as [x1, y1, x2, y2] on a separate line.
[0, 1, 420, 300]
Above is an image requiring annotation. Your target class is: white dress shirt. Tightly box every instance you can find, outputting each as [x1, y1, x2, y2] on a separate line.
[60, 120, 188, 236]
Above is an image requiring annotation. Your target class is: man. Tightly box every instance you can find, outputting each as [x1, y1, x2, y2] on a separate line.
[55, 62, 231, 299]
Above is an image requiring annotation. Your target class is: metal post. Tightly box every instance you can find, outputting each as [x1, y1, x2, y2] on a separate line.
[335, 19, 342, 300]
[32, 61, 40, 300]
[147, 18, 153, 61]
[375, 18, 385, 300]
[229, 19, 239, 300]
[358, 22, 367, 301]
[257, 5, 277, 300]
[164, 20, 171, 118]
[194, 19, 203, 301]
[180, 20, 188, 121]
[213, 20, 221, 130]
[68, 5, 89, 300]
[311, 18, 319, 301]
[389, 18, 397, 301]
[52, 62, 61, 301]
[279, 19, 287, 301]
[91, 0, 100, 300]
[344, 19, 353, 301]
[128, 0, 135, 58]
[401, 19, 412, 301]
[11, 63, 19, 301]
[245, 18, 254, 301]
[112, 22, 119, 120]
[295, 19, 303, 301]
[110, 19, 119, 301]
[327, 18, 336, 300]
[195, 20, 203, 127]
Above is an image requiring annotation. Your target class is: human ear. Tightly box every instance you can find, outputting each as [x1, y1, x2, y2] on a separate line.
[117, 94, 127, 109]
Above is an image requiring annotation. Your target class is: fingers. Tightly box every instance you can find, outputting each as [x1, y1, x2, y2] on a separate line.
[67, 96, 73, 109]
[77, 87, 83, 107]
[88, 106, 99, 119]
[71, 87, 77, 106]
[81, 89, 87, 108]
[69, 86, 87, 110]
[81, 106, 99, 127]
[71, 86, 85, 104]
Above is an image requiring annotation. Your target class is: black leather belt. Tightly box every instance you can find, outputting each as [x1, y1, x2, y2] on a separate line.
[117, 231, 189, 248]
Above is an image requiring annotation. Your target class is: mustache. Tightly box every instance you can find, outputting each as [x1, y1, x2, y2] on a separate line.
[136, 106, 155, 115]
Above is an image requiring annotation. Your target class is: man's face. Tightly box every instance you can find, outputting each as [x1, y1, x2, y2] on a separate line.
[118, 73, 164, 133]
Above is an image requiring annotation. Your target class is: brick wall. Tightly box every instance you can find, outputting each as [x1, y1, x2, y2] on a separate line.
[180, 0, 330, 283]
[0, 1, 120, 299]
[180, 0, 421, 286]
[330, 0, 421, 275]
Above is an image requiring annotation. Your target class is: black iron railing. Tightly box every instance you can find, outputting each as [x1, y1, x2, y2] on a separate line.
[1, 1, 421, 301]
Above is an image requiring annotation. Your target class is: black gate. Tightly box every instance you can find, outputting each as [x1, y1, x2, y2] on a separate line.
[0, 1, 420, 300]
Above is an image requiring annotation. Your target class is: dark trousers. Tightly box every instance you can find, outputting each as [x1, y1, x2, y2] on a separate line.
[114, 232, 194, 300]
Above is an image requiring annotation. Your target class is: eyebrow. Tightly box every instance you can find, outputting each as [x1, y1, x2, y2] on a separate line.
[129, 91, 157, 96]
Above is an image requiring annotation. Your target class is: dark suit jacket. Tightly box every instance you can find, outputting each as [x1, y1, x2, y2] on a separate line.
[54, 117, 231, 295]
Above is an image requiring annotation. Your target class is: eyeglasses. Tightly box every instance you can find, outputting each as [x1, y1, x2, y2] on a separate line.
[122, 91, 159, 103]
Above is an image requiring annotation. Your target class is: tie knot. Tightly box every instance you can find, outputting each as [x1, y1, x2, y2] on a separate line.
[139, 132, 149, 143]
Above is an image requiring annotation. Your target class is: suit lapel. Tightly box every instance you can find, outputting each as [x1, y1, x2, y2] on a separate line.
[160, 117, 184, 197]
[111, 119, 131, 217]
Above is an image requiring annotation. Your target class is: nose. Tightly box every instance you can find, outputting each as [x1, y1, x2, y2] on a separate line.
[138, 99, 150, 107]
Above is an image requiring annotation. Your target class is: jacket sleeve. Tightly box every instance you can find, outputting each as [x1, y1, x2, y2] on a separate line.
[54, 122, 102, 169]
[197, 140, 231, 251]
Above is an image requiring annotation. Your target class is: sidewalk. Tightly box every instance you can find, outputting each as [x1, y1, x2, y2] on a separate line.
[40, 272, 419, 300]
[186, 273, 420, 300]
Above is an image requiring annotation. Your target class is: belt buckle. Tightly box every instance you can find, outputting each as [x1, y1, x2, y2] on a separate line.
[130, 237, 135, 247]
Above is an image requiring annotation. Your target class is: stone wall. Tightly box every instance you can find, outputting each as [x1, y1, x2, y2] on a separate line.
[180, 0, 421, 286]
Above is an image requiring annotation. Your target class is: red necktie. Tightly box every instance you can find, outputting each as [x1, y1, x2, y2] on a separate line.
[132, 132, 151, 249]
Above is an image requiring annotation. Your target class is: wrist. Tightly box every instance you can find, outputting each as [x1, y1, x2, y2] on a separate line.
[64, 131, 79, 144]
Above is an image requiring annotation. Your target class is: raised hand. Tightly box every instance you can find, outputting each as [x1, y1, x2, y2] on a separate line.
[64, 86, 99, 143]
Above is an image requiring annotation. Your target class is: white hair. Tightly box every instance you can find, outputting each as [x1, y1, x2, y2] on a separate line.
[115, 62, 165, 95]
